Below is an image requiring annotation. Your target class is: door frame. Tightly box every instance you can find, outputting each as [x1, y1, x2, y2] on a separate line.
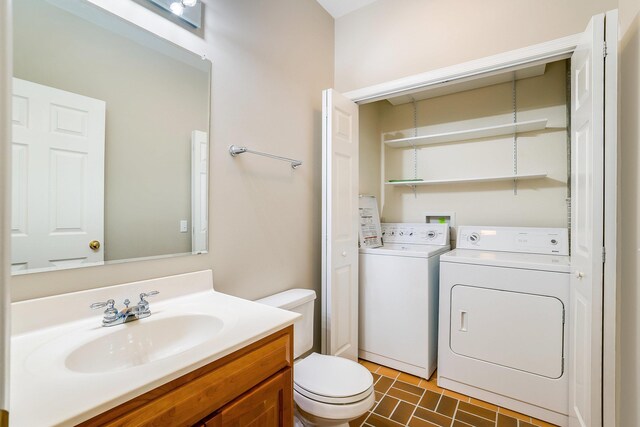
[342, 24, 618, 427]
[0, 0, 10, 424]
[602, 9, 619, 427]
[344, 34, 581, 105]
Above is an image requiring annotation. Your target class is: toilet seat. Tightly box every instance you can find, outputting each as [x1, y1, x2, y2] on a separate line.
[294, 383, 373, 405]
[293, 353, 374, 405]
[294, 387, 376, 421]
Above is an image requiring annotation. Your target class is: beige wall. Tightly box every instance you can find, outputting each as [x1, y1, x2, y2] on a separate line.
[619, 0, 640, 425]
[13, 0, 210, 261]
[10, 0, 334, 354]
[377, 61, 568, 234]
[335, 0, 617, 92]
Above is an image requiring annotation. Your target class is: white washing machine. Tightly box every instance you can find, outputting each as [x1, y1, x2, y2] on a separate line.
[438, 226, 570, 427]
[359, 223, 449, 379]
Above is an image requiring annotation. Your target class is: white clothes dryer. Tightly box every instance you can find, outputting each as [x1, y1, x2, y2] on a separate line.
[438, 226, 570, 427]
[359, 223, 449, 379]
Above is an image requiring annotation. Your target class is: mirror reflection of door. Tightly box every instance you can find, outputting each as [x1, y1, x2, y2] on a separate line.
[11, 78, 105, 272]
[191, 130, 208, 254]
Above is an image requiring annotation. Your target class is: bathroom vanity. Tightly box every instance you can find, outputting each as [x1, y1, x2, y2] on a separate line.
[9, 271, 298, 426]
[80, 327, 293, 426]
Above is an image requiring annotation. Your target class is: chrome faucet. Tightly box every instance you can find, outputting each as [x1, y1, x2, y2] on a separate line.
[90, 291, 159, 327]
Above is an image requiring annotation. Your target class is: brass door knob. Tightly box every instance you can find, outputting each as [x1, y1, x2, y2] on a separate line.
[89, 240, 101, 251]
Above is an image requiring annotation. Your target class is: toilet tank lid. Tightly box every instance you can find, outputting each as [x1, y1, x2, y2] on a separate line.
[255, 289, 316, 310]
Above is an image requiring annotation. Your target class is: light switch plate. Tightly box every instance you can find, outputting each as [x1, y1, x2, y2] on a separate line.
[180, 220, 188, 233]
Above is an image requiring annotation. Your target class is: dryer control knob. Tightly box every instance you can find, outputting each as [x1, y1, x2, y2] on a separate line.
[468, 232, 480, 243]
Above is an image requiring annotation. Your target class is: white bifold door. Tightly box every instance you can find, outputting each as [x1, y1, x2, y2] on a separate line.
[11, 78, 105, 272]
[321, 89, 359, 361]
[569, 11, 617, 427]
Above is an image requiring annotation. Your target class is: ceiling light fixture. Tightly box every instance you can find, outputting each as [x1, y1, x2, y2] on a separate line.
[148, 0, 202, 28]
[170, 0, 198, 16]
[169, 1, 184, 16]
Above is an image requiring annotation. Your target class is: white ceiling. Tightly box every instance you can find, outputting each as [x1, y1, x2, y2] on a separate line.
[315, 0, 380, 18]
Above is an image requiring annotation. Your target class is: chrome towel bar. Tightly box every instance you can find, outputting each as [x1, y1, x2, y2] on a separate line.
[229, 145, 302, 169]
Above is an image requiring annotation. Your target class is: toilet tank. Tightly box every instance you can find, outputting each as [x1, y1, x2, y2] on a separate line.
[255, 289, 316, 358]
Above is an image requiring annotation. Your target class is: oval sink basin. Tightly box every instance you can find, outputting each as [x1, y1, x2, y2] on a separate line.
[65, 314, 223, 374]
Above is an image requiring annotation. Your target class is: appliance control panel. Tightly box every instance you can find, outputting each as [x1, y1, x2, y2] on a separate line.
[456, 226, 569, 255]
[381, 223, 449, 246]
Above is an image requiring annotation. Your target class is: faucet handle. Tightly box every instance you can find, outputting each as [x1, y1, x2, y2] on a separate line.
[136, 291, 159, 318]
[90, 299, 115, 310]
[90, 299, 119, 324]
[139, 291, 159, 300]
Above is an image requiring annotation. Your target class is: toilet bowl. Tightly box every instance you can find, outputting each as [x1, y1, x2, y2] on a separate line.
[293, 352, 374, 426]
[256, 289, 374, 426]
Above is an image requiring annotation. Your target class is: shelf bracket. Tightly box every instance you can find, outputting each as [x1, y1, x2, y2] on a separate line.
[512, 74, 518, 195]
[412, 98, 419, 199]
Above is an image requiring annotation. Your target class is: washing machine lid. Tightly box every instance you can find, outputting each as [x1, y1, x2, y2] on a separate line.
[294, 353, 373, 403]
[359, 243, 450, 258]
[441, 249, 571, 273]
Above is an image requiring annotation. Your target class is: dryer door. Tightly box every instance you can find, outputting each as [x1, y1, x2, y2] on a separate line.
[450, 285, 565, 378]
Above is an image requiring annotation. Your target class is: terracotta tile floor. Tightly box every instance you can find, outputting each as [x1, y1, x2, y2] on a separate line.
[350, 359, 559, 427]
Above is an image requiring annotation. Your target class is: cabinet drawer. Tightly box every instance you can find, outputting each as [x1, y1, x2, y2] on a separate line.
[81, 327, 293, 427]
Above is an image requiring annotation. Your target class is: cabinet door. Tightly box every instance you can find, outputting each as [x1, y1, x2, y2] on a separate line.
[206, 369, 292, 427]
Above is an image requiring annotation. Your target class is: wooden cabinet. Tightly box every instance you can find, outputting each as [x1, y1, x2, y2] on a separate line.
[79, 326, 294, 427]
[202, 369, 292, 427]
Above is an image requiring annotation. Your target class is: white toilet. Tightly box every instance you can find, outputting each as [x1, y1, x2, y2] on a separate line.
[256, 289, 374, 427]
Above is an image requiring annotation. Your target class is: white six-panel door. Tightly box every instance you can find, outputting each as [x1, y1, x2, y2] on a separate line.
[569, 13, 607, 427]
[11, 78, 105, 272]
[321, 89, 359, 360]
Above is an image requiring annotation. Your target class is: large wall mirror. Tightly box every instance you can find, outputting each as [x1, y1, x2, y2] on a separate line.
[11, 0, 211, 274]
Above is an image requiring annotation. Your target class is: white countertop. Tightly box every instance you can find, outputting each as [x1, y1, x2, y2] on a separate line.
[9, 270, 299, 426]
